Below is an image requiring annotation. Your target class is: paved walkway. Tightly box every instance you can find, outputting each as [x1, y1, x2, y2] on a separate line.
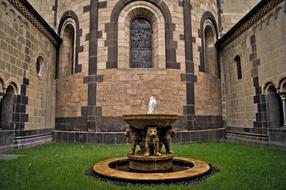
[0, 154, 24, 160]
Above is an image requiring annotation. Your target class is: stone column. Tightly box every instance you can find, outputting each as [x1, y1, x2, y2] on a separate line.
[280, 92, 286, 127]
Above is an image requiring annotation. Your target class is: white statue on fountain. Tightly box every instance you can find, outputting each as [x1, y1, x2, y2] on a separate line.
[147, 96, 157, 114]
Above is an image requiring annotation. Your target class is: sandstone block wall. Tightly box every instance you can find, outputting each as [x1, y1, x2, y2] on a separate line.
[55, 0, 89, 118]
[191, 0, 222, 116]
[54, 0, 223, 123]
[220, 0, 286, 129]
[221, 31, 257, 128]
[0, 0, 57, 132]
[27, 0, 56, 28]
[220, 0, 260, 33]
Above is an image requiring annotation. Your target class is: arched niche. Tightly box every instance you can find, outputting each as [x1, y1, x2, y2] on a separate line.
[265, 84, 282, 128]
[59, 22, 75, 78]
[199, 11, 219, 77]
[204, 23, 218, 76]
[0, 85, 16, 130]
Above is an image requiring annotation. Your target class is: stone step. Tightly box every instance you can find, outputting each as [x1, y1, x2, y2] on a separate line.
[14, 133, 52, 149]
[226, 131, 269, 145]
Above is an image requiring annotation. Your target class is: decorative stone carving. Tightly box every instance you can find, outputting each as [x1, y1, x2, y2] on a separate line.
[144, 127, 161, 156]
[159, 126, 176, 154]
[124, 126, 144, 155]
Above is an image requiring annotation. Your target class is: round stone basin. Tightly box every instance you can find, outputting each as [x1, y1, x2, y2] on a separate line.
[123, 114, 179, 129]
[93, 157, 210, 182]
[128, 153, 174, 172]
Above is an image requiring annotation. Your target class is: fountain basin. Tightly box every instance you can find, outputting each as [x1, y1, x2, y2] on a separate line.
[123, 114, 179, 129]
[93, 157, 210, 182]
[128, 153, 174, 172]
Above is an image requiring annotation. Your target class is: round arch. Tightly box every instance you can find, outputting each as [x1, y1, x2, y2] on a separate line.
[264, 83, 282, 128]
[57, 10, 81, 77]
[106, 0, 178, 69]
[199, 11, 219, 77]
[117, 2, 166, 69]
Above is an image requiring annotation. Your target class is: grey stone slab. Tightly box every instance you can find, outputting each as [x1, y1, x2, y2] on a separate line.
[0, 154, 24, 160]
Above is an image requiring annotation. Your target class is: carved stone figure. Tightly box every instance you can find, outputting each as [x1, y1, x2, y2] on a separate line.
[124, 126, 143, 155]
[144, 127, 161, 156]
[147, 96, 157, 114]
[159, 126, 176, 154]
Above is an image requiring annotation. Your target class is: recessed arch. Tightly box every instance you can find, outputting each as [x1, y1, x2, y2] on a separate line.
[278, 78, 286, 92]
[0, 85, 16, 130]
[57, 10, 82, 78]
[5, 78, 20, 95]
[106, 0, 178, 69]
[199, 11, 219, 77]
[117, 3, 166, 69]
[58, 20, 76, 78]
[265, 83, 282, 128]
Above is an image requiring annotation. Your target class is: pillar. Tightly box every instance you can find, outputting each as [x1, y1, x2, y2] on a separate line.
[280, 92, 286, 127]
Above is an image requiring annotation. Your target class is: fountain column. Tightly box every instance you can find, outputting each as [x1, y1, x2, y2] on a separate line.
[279, 92, 286, 127]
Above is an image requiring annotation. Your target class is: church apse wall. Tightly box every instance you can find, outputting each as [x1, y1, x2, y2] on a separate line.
[53, 0, 225, 143]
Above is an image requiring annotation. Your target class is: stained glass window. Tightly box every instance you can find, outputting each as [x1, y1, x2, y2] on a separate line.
[130, 18, 152, 68]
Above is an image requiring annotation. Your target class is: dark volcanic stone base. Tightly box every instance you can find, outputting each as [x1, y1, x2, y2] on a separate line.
[53, 128, 225, 144]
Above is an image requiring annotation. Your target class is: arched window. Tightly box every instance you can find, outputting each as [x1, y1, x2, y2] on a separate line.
[59, 22, 75, 78]
[0, 85, 15, 129]
[234, 55, 242, 80]
[130, 18, 152, 68]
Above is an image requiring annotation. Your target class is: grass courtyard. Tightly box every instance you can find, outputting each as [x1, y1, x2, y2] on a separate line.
[0, 142, 285, 190]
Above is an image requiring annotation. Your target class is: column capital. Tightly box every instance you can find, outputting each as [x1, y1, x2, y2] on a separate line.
[279, 92, 286, 99]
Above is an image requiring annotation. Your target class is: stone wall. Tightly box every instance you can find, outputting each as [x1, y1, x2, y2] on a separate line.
[220, 0, 286, 129]
[220, 0, 286, 147]
[96, 0, 186, 116]
[0, 0, 58, 151]
[55, 0, 89, 118]
[220, 0, 260, 33]
[191, 0, 222, 116]
[220, 31, 257, 129]
[53, 0, 223, 134]
[27, 0, 56, 28]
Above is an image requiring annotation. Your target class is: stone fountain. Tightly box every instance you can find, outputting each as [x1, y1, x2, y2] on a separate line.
[93, 96, 211, 182]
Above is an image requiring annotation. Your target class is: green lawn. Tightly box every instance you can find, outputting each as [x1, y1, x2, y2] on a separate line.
[0, 142, 285, 190]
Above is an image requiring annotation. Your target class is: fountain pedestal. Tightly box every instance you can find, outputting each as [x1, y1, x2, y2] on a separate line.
[123, 114, 178, 172]
[129, 153, 174, 172]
